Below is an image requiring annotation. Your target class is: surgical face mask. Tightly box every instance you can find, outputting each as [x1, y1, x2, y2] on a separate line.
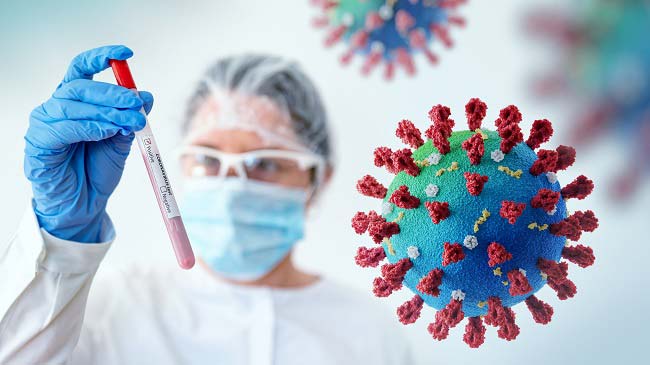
[180, 177, 307, 281]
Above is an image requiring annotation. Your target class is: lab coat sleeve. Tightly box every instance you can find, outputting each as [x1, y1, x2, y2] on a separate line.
[0, 206, 113, 364]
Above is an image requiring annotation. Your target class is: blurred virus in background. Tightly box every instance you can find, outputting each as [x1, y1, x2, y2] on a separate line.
[526, 0, 650, 199]
[352, 99, 598, 347]
[310, 0, 466, 80]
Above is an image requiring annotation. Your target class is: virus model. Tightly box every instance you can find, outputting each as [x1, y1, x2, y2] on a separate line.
[310, 0, 466, 79]
[352, 98, 599, 348]
[527, 0, 650, 198]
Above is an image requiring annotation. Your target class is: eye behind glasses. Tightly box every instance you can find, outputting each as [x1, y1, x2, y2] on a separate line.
[178, 146, 324, 186]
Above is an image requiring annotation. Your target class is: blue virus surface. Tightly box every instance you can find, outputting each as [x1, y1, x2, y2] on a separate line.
[385, 130, 567, 318]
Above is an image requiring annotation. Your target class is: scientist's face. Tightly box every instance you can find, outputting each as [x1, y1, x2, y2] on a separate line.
[178, 94, 321, 283]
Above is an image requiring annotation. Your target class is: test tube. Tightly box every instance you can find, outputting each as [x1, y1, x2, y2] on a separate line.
[109, 59, 195, 270]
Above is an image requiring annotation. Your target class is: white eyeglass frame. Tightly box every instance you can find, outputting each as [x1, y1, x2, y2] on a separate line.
[174, 145, 326, 188]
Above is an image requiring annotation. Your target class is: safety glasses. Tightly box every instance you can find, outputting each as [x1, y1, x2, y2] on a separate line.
[175, 145, 326, 188]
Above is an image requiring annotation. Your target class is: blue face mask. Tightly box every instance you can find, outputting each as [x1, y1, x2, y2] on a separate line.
[180, 177, 307, 281]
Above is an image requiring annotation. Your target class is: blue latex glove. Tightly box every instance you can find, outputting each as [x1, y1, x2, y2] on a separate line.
[24, 45, 154, 243]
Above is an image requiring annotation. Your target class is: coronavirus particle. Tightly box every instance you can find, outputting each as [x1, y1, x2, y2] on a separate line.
[526, 0, 650, 199]
[310, 0, 466, 79]
[352, 98, 599, 347]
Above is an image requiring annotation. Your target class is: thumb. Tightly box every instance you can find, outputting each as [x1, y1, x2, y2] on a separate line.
[138, 91, 154, 115]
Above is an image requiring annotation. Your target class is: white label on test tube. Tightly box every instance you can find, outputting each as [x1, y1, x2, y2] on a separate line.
[136, 131, 181, 219]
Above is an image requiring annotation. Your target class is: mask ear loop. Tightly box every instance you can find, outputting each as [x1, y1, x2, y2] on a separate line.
[303, 156, 326, 201]
[303, 157, 328, 221]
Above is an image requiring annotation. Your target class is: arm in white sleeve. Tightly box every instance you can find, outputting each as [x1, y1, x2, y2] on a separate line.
[0, 207, 113, 364]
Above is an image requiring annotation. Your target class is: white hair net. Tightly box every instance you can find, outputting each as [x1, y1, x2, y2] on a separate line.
[183, 54, 333, 165]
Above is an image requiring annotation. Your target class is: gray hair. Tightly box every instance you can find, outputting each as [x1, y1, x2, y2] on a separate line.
[183, 54, 333, 165]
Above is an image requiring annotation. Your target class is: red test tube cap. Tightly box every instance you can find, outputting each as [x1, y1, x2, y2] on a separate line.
[109, 59, 137, 89]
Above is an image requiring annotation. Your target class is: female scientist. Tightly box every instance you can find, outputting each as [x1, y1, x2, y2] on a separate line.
[0, 46, 411, 364]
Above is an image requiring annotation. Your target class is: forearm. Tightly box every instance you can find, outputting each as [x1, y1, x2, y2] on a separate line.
[0, 207, 112, 364]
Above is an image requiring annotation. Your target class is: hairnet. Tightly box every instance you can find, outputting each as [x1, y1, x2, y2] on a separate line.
[183, 54, 333, 165]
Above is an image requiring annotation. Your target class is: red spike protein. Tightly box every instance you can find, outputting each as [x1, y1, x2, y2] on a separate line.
[353, 98, 599, 347]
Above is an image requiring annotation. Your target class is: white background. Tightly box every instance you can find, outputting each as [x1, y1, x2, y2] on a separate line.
[1, 0, 648, 364]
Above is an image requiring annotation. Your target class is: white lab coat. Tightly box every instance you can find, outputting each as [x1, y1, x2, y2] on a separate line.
[0, 209, 412, 365]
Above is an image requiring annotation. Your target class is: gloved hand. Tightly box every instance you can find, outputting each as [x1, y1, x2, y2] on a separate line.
[24, 45, 154, 243]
